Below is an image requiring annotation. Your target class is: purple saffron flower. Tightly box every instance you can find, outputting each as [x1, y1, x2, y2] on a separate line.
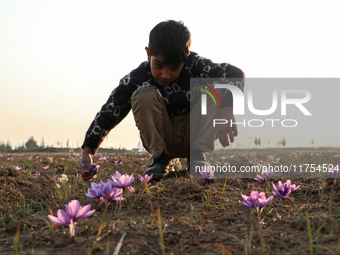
[107, 187, 125, 201]
[7, 157, 14, 161]
[108, 171, 134, 190]
[199, 165, 215, 180]
[254, 169, 276, 182]
[81, 163, 100, 175]
[90, 164, 100, 173]
[328, 166, 339, 184]
[86, 180, 124, 202]
[33, 172, 40, 178]
[43, 166, 50, 170]
[14, 166, 21, 171]
[138, 174, 153, 183]
[85, 180, 105, 199]
[127, 186, 135, 194]
[48, 200, 95, 237]
[239, 190, 273, 213]
[53, 174, 58, 180]
[99, 156, 107, 162]
[271, 180, 300, 199]
[86, 180, 114, 200]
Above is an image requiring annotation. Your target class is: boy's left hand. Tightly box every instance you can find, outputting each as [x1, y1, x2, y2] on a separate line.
[216, 106, 238, 147]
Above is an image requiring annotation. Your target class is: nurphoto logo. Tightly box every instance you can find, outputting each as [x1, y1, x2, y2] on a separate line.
[199, 81, 312, 128]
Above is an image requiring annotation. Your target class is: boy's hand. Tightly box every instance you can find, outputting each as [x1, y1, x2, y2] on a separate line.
[79, 147, 95, 181]
[216, 106, 238, 147]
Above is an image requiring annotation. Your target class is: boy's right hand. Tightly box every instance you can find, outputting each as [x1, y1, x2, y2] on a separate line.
[79, 147, 95, 181]
[217, 106, 238, 147]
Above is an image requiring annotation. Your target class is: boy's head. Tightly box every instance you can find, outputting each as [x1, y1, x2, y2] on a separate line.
[146, 20, 191, 65]
[146, 20, 191, 86]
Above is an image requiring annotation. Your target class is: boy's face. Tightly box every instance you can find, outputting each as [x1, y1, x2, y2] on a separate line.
[146, 47, 184, 87]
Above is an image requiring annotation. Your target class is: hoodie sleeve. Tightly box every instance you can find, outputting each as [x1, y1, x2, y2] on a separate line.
[81, 62, 148, 153]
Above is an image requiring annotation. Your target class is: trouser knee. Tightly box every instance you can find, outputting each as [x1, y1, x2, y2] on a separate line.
[131, 85, 161, 109]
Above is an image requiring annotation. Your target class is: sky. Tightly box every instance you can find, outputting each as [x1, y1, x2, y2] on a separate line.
[1, 0, 340, 150]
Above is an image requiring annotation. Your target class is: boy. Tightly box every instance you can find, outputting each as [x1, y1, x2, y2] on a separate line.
[79, 20, 244, 181]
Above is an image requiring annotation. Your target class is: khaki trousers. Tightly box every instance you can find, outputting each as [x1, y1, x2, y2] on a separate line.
[131, 86, 219, 159]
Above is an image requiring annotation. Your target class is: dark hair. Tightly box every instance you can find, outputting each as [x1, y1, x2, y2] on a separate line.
[148, 20, 191, 65]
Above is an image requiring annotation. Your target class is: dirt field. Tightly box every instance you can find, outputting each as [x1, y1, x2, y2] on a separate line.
[0, 149, 339, 254]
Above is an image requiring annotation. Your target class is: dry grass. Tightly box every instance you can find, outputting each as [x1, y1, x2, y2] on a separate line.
[0, 149, 339, 254]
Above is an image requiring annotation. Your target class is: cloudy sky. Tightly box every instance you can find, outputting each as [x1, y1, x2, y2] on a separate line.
[1, 0, 339, 149]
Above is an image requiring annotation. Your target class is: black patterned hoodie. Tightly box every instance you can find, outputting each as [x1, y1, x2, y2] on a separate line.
[82, 51, 244, 153]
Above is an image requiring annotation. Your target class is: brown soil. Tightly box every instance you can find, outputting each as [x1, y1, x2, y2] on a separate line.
[0, 151, 339, 254]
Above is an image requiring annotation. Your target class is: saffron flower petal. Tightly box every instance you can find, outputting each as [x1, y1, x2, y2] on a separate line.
[66, 200, 81, 219]
[48, 214, 69, 227]
[75, 204, 95, 220]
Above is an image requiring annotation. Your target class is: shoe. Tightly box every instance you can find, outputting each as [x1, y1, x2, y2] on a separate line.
[187, 149, 209, 174]
[144, 152, 171, 179]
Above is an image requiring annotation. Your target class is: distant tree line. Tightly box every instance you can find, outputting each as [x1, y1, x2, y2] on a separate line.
[0, 136, 129, 153]
[0, 136, 68, 153]
[254, 136, 288, 148]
